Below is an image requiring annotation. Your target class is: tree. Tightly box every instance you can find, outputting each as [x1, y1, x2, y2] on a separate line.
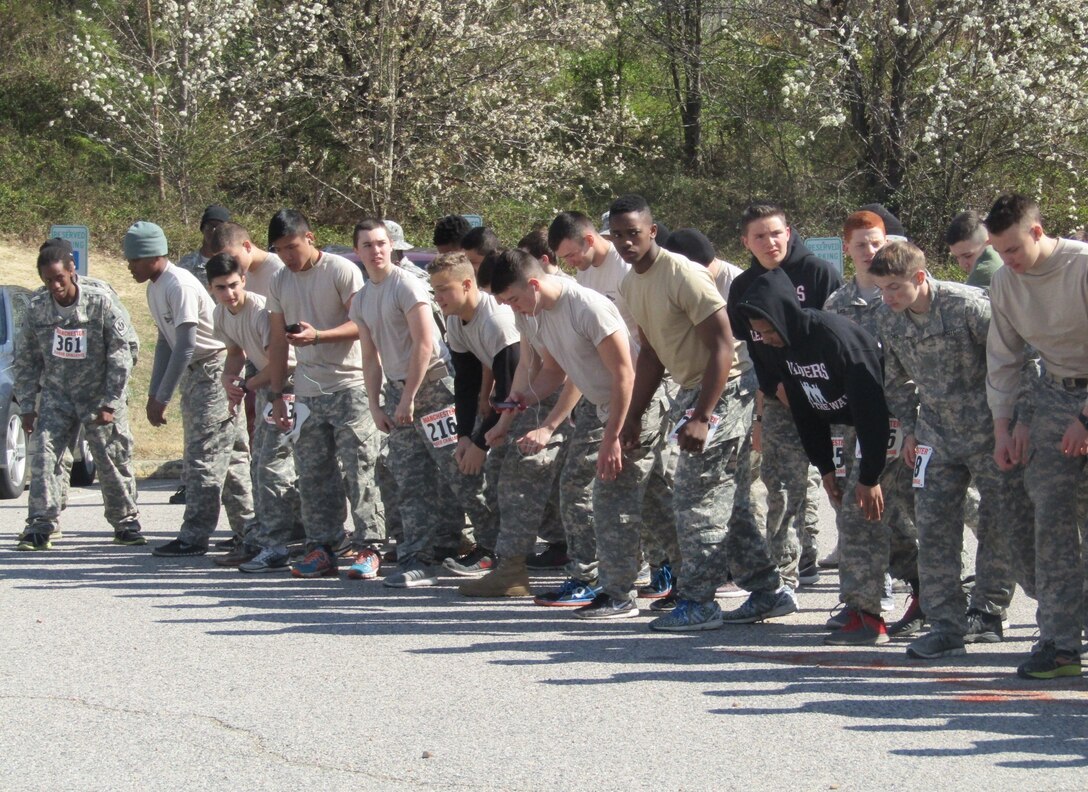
[768, 0, 1088, 241]
[266, 0, 642, 219]
[67, 0, 293, 220]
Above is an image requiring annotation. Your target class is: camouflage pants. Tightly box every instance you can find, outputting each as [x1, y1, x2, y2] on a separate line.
[294, 386, 383, 550]
[637, 381, 678, 569]
[384, 376, 493, 564]
[1019, 379, 1088, 652]
[177, 354, 254, 545]
[591, 393, 665, 604]
[249, 388, 304, 548]
[833, 424, 918, 614]
[223, 416, 258, 541]
[670, 380, 781, 603]
[26, 394, 139, 533]
[493, 395, 572, 559]
[377, 435, 467, 552]
[761, 398, 821, 587]
[914, 432, 1032, 637]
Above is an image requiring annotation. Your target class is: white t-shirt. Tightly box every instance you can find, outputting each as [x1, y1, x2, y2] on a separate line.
[266, 252, 364, 396]
[575, 244, 640, 357]
[445, 292, 520, 366]
[350, 266, 447, 382]
[244, 252, 285, 298]
[516, 278, 627, 415]
[713, 259, 744, 300]
[147, 262, 224, 359]
[213, 292, 296, 372]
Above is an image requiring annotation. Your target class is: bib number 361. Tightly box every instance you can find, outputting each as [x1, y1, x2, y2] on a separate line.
[52, 327, 86, 359]
[421, 406, 458, 448]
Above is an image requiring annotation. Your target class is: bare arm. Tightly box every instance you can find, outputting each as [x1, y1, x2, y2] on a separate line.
[395, 303, 434, 425]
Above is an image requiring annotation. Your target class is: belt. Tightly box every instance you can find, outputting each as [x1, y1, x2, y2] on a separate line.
[395, 364, 448, 387]
[187, 349, 226, 370]
[1045, 371, 1088, 390]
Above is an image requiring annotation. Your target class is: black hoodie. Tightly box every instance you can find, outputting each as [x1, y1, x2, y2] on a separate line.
[727, 229, 844, 395]
[735, 269, 889, 486]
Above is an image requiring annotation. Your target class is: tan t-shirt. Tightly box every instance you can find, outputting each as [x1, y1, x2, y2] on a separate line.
[350, 265, 446, 382]
[147, 262, 224, 359]
[620, 247, 733, 388]
[266, 252, 363, 396]
[244, 252, 284, 298]
[987, 237, 1088, 418]
[445, 292, 520, 366]
[515, 278, 627, 413]
[213, 292, 296, 372]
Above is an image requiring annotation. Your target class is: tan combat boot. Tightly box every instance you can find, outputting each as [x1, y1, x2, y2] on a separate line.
[458, 557, 532, 597]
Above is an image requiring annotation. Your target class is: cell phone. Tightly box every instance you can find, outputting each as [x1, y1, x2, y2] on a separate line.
[285, 323, 302, 334]
[492, 400, 522, 411]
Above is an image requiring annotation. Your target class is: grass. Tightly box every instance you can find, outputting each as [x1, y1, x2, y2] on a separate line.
[0, 238, 184, 461]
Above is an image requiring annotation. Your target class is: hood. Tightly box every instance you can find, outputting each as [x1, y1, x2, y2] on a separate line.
[735, 268, 807, 346]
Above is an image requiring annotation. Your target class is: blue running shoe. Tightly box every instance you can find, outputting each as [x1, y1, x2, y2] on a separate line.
[533, 578, 601, 607]
[649, 599, 723, 632]
[291, 546, 338, 578]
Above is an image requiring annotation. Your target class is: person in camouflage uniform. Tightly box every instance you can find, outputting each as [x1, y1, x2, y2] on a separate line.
[14, 241, 144, 550]
[985, 194, 1087, 680]
[821, 211, 920, 643]
[487, 248, 649, 618]
[352, 219, 493, 589]
[205, 252, 306, 572]
[613, 195, 791, 631]
[871, 240, 1033, 660]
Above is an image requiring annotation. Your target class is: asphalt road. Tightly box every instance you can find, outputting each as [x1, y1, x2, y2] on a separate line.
[1, 479, 1085, 791]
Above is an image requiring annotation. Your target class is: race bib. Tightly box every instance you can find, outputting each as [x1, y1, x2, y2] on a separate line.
[832, 435, 846, 478]
[421, 406, 458, 448]
[669, 409, 721, 445]
[52, 327, 87, 359]
[912, 445, 933, 488]
[854, 418, 904, 461]
[263, 393, 295, 425]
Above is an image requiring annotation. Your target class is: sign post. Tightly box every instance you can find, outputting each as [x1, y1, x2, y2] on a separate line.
[804, 236, 844, 276]
[49, 225, 90, 276]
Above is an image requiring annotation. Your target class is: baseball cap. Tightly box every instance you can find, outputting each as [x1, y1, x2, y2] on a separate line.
[383, 220, 414, 251]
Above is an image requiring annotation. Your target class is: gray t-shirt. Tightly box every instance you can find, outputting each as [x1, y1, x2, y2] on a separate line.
[212, 292, 296, 372]
[515, 278, 627, 415]
[350, 266, 446, 382]
[244, 252, 285, 298]
[575, 244, 640, 358]
[147, 262, 224, 359]
[266, 252, 364, 396]
[445, 292, 519, 366]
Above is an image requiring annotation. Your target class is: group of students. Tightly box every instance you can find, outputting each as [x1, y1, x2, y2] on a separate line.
[13, 194, 1087, 682]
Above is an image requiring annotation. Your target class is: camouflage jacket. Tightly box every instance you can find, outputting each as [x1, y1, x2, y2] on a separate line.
[33, 275, 140, 365]
[875, 278, 993, 455]
[14, 283, 135, 414]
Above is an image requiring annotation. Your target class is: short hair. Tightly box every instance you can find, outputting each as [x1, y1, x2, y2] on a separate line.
[205, 252, 244, 282]
[518, 227, 556, 263]
[843, 211, 885, 243]
[210, 222, 251, 251]
[740, 203, 788, 233]
[37, 238, 75, 271]
[661, 228, 715, 266]
[547, 211, 596, 252]
[427, 251, 476, 283]
[352, 217, 387, 247]
[433, 215, 472, 248]
[607, 194, 653, 222]
[462, 226, 500, 256]
[984, 194, 1042, 236]
[268, 209, 311, 248]
[869, 240, 926, 278]
[944, 211, 988, 246]
[488, 248, 545, 295]
[476, 250, 503, 289]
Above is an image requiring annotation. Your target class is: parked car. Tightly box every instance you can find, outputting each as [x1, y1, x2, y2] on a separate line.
[0, 284, 97, 499]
